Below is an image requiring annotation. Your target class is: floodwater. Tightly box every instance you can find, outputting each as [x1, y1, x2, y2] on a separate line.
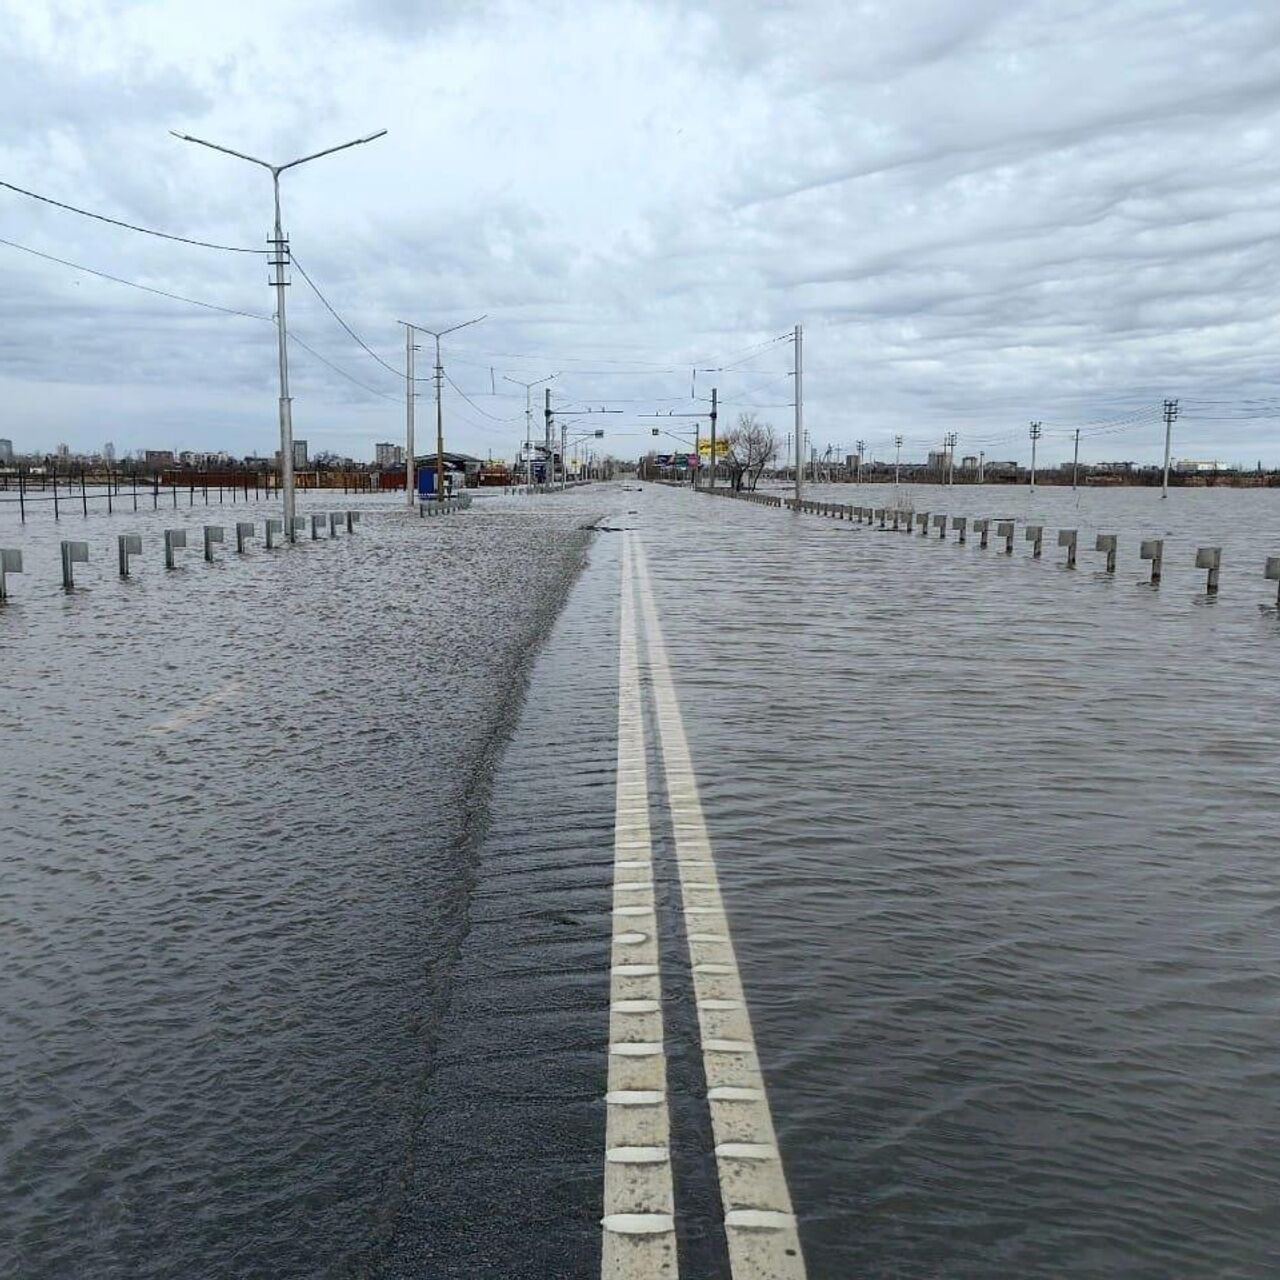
[2, 480, 1279, 1278]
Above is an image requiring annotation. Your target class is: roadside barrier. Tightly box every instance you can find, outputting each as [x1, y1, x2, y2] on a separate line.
[0, 512, 364, 601]
[688, 485, 1279, 604]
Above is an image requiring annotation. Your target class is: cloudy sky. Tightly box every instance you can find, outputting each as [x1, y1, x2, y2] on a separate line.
[4, 0, 1280, 467]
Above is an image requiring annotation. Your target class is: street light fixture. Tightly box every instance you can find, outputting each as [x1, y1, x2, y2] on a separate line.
[401, 316, 486, 504]
[171, 127, 387, 539]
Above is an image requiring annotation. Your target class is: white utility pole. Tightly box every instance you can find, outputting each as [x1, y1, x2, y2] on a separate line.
[1072, 428, 1081, 490]
[171, 127, 386, 539]
[1161, 398, 1179, 498]
[404, 326, 418, 505]
[945, 431, 957, 485]
[856, 438, 865, 484]
[894, 434, 903, 487]
[1029, 421, 1042, 490]
[793, 324, 803, 505]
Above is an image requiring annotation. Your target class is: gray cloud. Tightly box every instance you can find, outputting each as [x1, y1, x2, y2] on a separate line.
[2, 0, 1280, 466]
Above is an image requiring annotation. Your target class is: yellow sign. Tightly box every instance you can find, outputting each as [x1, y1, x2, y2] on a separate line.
[697, 438, 730, 458]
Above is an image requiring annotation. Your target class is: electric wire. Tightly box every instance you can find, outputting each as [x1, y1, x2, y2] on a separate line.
[289, 253, 404, 381]
[0, 179, 266, 252]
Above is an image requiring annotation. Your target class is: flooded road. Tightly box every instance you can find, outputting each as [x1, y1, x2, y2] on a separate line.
[3, 481, 1278, 1277]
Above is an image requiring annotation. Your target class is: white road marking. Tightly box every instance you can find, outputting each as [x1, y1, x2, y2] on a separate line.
[147, 678, 244, 733]
[601, 536, 678, 1280]
[631, 533, 807, 1280]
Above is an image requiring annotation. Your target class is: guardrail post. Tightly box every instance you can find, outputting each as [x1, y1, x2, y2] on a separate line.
[1140, 538, 1164, 584]
[236, 522, 255, 553]
[292, 517, 307, 540]
[328, 513, 341, 538]
[346, 511, 359, 534]
[203, 526, 225, 562]
[61, 540, 88, 589]
[1058, 529, 1077, 568]
[164, 529, 187, 569]
[997, 521, 1015, 554]
[1026, 525, 1043, 558]
[952, 516, 967, 544]
[1265, 557, 1280, 604]
[1195, 546, 1221, 594]
[0, 548, 22, 601]
[1095, 534, 1117, 574]
[118, 534, 141, 578]
[265, 517, 283, 549]
[310, 514, 323, 541]
[876, 508, 886, 528]
[916, 512, 930, 536]
[932, 513, 947, 539]
[974, 518, 990, 549]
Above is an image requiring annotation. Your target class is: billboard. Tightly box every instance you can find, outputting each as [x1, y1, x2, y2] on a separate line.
[697, 438, 730, 459]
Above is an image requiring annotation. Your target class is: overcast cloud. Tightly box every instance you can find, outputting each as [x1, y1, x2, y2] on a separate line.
[3, 0, 1280, 466]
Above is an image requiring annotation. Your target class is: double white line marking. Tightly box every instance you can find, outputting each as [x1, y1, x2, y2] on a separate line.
[601, 532, 806, 1280]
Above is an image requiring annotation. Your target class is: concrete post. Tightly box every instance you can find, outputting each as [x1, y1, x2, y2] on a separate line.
[236, 522, 255, 554]
[265, 517, 283, 549]
[163, 529, 187, 570]
[203, 526, 224, 562]
[877, 508, 886, 528]
[1095, 534, 1117, 574]
[1265, 556, 1280, 604]
[1195, 546, 1221, 594]
[952, 516, 967, 544]
[346, 511, 360, 534]
[0, 548, 23, 601]
[997, 521, 1015, 554]
[1140, 538, 1164, 584]
[1026, 525, 1043, 557]
[932, 513, 947, 539]
[1058, 529, 1078, 568]
[61, 540, 89, 589]
[311, 514, 324, 541]
[916, 512, 930, 536]
[974, 518, 990, 549]
[118, 534, 142, 578]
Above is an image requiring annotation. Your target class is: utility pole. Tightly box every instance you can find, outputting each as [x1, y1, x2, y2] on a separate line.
[945, 431, 957, 485]
[1072, 428, 1080, 490]
[793, 324, 803, 505]
[710, 386, 718, 491]
[404, 326, 417, 505]
[979, 449, 985, 484]
[1161, 398, 1179, 498]
[172, 127, 386, 540]
[1029, 421, 1042, 490]
[894, 434, 903, 487]
[856, 438, 865, 484]
[545, 389, 553, 488]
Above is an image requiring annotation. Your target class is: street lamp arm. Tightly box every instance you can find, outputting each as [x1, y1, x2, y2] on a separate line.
[170, 130, 274, 170]
[279, 130, 388, 172]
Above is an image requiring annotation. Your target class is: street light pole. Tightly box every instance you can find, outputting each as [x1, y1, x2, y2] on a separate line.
[171, 127, 386, 539]
[504, 373, 556, 488]
[404, 326, 417, 505]
[894, 434, 903, 487]
[401, 316, 485, 502]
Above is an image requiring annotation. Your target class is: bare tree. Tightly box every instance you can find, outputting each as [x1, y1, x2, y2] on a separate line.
[723, 412, 778, 491]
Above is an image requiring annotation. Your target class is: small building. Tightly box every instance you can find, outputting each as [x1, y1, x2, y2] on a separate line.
[0, 438, 12, 465]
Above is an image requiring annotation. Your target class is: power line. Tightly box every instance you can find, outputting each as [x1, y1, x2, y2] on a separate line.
[0, 179, 266, 253]
[0, 234, 270, 319]
[443, 370, 524, 422]
[289, 253, 404, 381]
[288, 334, 400, 402]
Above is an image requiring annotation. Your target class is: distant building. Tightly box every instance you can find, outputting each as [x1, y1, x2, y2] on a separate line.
[145, 449, 176, 469]
[292, 439, 308, 469]
[1174, 458, 1223, 474]
[375, 441, 404, 468]
[845, 453, 861, 471]
[0, 438, 12, 464]
[961, 455, 978, 470]
[103, 441, 116, 463]
[56, 443, 70, 459]
[926, 450, 952, 471]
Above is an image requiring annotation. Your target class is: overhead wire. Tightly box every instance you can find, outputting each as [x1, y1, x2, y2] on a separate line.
[0, 179, 266, 253]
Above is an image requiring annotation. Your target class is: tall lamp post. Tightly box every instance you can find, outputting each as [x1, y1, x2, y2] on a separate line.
[504, 374, 557, 487]
[171, 127, 386, 539]
[402, 316, 485, 503]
